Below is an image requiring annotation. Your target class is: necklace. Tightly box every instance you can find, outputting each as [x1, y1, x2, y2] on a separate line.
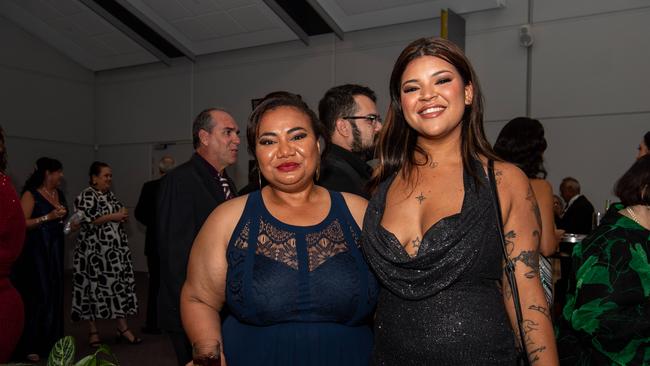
[626, 207, 642, 226]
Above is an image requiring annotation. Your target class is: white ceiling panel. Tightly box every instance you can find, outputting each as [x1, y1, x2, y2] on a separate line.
[47, 0, 85, 16]
[142, 0, 193, 21]
[14, 0, 64, 21]
[228, 5, 278, 32]
[0, 0, 505, 71]
[315, 0, 504, 31]
[171, 17, 215, 41]
[68, 12, 115, 37]
[97, 32, 149, 55]
[177, 0, 221, 16]
[200, 12, 245, 37]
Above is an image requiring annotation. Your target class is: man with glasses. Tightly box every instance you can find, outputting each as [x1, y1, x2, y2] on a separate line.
[318, 84, 382, 198]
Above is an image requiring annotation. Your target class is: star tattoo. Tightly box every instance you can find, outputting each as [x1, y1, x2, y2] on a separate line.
[415, 192, 426, 204]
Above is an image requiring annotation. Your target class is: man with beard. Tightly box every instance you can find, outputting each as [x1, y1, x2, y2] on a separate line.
[318, 84, 382, 198]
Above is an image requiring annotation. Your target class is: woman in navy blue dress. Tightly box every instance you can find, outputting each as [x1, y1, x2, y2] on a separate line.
[12, 157, 67, 362]
[181, 95, 378, 365]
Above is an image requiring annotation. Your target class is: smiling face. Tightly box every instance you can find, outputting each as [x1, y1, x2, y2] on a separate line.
[399, 55, 473, 143]
[92, 166, 112, 192]
[255, 106, 320, 191]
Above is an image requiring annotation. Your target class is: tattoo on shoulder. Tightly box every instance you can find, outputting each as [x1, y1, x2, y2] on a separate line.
[415, 192, 426, 204]
[495, 169, 503, 185]
[512, 250, 540, 278]
[526, 185, 542, 229]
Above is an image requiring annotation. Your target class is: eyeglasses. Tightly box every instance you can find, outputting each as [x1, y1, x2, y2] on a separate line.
[343, 114, 382, 127]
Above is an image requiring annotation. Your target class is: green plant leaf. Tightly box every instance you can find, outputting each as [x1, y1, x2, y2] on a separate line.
[73, 354, 95, 366]
[97, 359, 118, 366]
[47, 336, 76, 366]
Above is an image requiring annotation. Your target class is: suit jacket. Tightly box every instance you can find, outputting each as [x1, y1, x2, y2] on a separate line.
[318, 144, 373, 199]
[135, 178, 161, 257]
[558, 195, 595, 235]
[156, 153, 236, 332]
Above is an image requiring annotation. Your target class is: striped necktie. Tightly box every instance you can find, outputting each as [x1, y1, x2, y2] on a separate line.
[219, 174, 234, 200]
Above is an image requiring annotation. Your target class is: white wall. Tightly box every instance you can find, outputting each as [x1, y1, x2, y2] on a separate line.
[0, 15, 95, 269]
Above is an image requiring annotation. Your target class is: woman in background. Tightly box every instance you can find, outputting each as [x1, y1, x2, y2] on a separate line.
[73, 161, 140, 347]
[0, 126, 26, 363]
[558, 155, 650, 365]
[12, 157, 67, 362]
[494, 117, 564, 257]
[182, 95, 377, 366]
[361, 38, 558, 365]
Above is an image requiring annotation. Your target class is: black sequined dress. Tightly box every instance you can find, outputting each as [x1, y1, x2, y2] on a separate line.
[361, 159, 517, 365]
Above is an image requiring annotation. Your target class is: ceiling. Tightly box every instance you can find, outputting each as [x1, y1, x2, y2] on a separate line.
[0, 0, 504, 71]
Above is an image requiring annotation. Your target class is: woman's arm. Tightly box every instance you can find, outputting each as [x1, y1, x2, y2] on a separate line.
[530, 179, 560, 256]
[496, 163, 559, 365]
[181, 197, 245, 364]
[21, 191, 65, 229]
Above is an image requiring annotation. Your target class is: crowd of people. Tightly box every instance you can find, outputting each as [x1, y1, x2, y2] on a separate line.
[0, 37, 648, 365]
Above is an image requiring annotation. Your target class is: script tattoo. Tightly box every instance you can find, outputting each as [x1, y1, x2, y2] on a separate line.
[529, 304, 551, 321]
[415, 192, 426, 204]
[504, 230, 516, 256]
[513, 250, 540, 279]
[522, 319, 546, 364]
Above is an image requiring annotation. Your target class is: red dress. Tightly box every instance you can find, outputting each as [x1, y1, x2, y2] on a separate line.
[0, 173, 26, 362]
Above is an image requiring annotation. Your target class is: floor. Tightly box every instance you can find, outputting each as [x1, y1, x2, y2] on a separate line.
[6, 271, 177, 366]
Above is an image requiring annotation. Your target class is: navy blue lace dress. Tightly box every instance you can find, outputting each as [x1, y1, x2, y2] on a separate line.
[223, 190, 378, 366]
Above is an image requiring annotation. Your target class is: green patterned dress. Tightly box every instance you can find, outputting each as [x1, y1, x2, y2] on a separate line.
[558, 203, 650, 365]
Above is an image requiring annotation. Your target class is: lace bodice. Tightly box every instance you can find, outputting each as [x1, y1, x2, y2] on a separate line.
[226, 190, 378, 326]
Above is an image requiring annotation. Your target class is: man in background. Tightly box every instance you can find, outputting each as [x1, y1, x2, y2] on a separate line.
[317, 84, 382, 198]
[558, 177, 595, 235]
[135, 155, 175, 335]
[157, 108, 240, 365]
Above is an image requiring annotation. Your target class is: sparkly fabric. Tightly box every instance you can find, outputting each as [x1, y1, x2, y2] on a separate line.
[361, 159, 517, 365]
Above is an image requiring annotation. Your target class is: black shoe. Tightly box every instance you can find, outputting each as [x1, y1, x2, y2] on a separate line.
[115, 328, 142, 345]
[141, 326, 162, 334]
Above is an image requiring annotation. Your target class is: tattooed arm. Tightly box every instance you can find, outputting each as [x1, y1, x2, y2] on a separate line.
[495, 162, 559, 365]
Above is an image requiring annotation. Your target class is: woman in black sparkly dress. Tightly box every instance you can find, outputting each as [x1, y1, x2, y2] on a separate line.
[361, 38, 558, 365]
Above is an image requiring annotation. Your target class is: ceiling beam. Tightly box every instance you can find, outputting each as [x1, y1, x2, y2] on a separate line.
[305, 0, 343, 40]
[262, 0, 310, 45]
[79, 0, 172, 65]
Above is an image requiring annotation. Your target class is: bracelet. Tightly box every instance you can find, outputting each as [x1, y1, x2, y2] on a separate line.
[39, 215, 47, 223]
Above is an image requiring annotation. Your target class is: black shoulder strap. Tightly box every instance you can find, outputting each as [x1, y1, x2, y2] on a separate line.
[487, 160, 530, 366]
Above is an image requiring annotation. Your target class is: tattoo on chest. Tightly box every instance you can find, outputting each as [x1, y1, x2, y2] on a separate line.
[495, 169, 503, 185]
[411, 236, 422, 249]
[415, 192, 426, 204]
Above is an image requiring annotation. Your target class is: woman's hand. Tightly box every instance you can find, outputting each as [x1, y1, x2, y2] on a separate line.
[112, 208, 129, 222]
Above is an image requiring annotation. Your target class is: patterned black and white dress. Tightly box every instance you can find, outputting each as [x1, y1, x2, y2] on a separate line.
[71, 186, 137, 321]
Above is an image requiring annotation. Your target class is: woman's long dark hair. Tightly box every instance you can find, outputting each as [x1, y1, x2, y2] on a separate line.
[23, 157, 63, 194]
[494, 117, 548, 179]
[369, 37, 499, 192]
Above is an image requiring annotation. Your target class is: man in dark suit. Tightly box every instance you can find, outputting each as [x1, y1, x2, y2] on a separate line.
[317, 84, 382, 198]
[134, 155, 175, 335]
[558, 177, 595, 235]
[157, 108, 240, 365]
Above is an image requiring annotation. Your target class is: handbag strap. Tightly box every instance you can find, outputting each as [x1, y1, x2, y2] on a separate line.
[487, 160, 530, 365]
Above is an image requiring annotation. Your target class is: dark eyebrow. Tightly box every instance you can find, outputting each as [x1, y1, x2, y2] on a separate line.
[401, 70, 452, 87]
[258, 131, 277, 138]
[288, 127, 307, 134]
[258, 127, 307, 138]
